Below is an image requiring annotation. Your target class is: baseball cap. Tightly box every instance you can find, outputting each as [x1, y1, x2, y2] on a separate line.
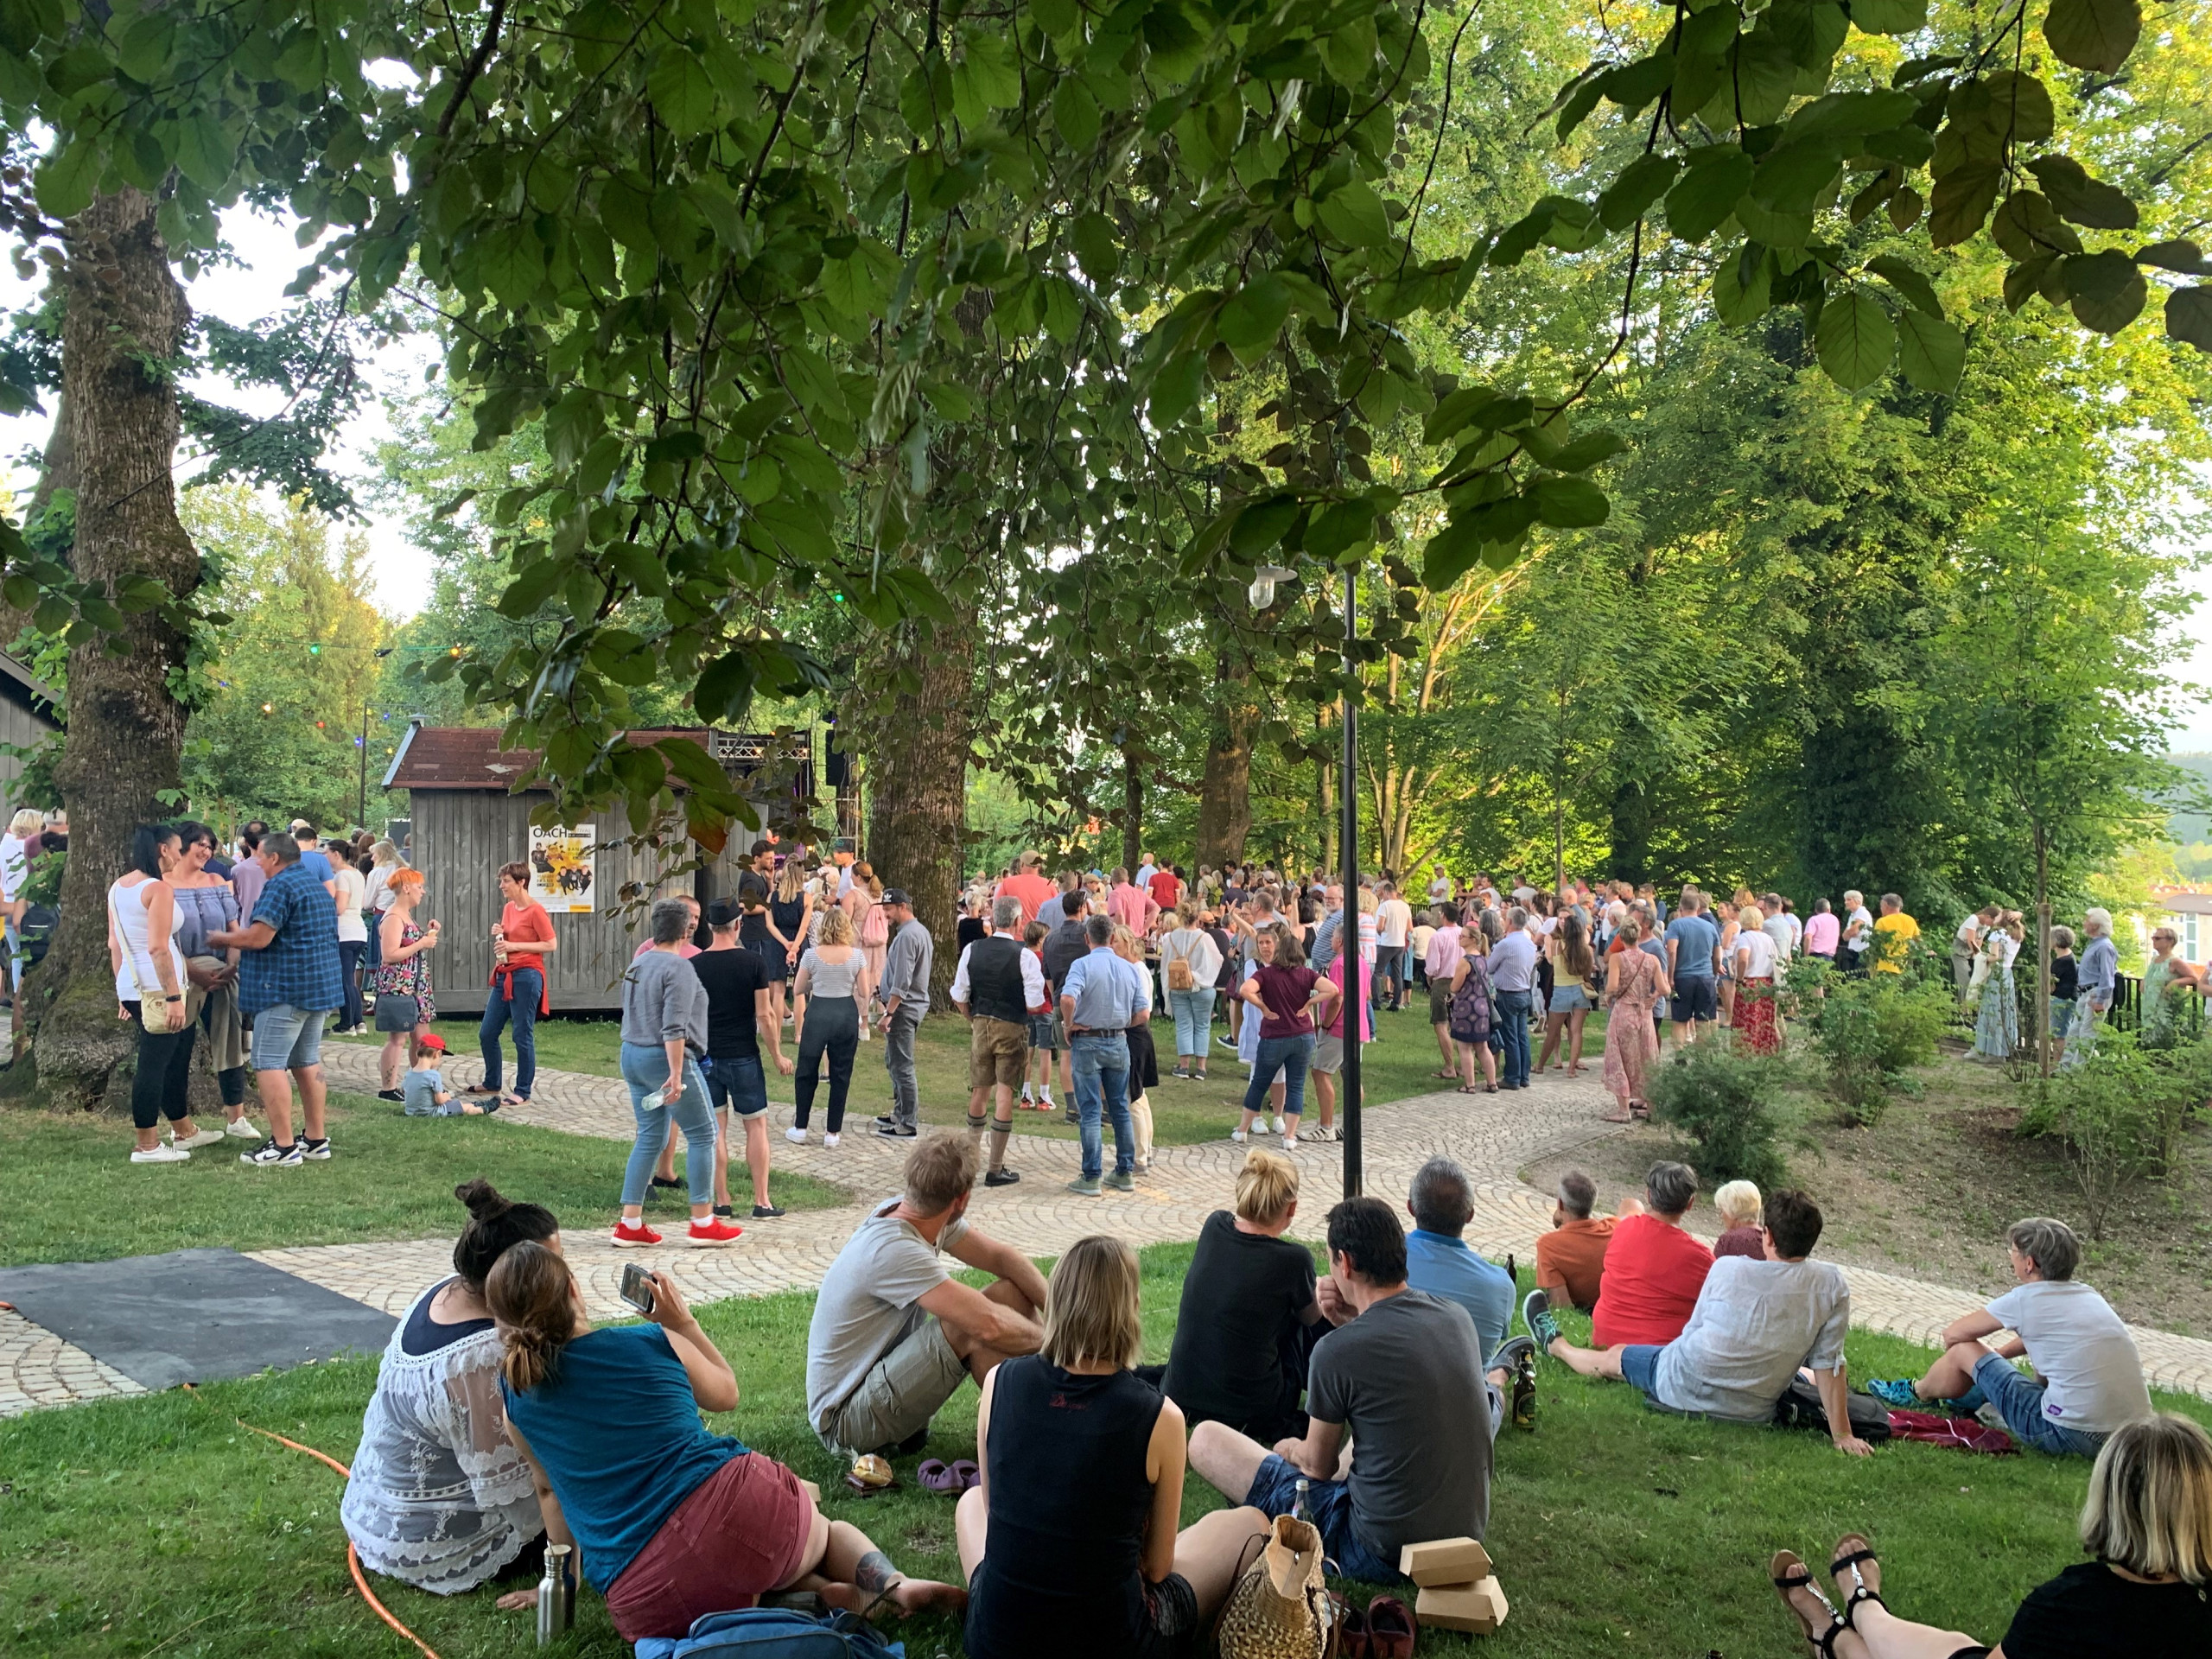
[881, 888, 912, 907]
[416, 1032, 447, 1053]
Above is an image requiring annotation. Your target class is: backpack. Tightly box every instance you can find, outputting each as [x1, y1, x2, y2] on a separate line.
[1164, 932, 1195, 992]
[860, 900, 888, 948]
[1770, 1375, 1894, 1444]
[632, 1608, 906, 1659]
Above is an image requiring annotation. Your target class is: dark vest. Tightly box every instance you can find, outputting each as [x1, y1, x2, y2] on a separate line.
[967, 935, 1030, 1025]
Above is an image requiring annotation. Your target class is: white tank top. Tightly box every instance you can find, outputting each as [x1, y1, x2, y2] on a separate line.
[110, 877, 186, 1004]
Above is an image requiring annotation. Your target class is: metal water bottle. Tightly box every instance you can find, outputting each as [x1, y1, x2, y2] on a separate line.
[537, 1542, 574, 1644]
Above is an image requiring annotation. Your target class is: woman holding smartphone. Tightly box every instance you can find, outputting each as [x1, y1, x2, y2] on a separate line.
[490, 1242, 964, 1642]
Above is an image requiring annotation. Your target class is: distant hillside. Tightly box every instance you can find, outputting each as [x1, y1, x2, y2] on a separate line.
[2171, 752, 2212, 845]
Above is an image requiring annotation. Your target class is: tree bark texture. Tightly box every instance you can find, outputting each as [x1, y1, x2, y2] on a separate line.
[1194, 662, 1255, 870]
[22, 189, 197, 1113]
[861, 613, 975, 999]
[1120, 747, 1141, 876]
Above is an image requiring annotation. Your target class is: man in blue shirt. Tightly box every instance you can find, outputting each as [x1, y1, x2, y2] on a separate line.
[1488, 909, 1539, 1090]
[209, 834, 345, 1166]
[1403, 1156, 1516, 1366]
[1057, 915, 1150, 1196]
[1663, 887, 1723, 1046]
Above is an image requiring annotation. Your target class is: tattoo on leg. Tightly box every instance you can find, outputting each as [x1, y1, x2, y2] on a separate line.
[855, 1549, 899, 1593]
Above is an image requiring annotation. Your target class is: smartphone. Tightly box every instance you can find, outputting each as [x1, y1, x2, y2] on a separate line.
[619, 1262, 656, 1316]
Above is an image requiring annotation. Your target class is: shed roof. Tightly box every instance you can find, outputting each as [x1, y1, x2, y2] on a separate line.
[382, 722, 810, 793]
[0, 653, 60, 725]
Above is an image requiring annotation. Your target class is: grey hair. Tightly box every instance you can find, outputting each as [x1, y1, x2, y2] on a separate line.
[1084, 913, 1113, 946]
[261, 832, 301, 866]
[1558, 1170, 1597, 1219]
[650, 897, 693, 945]
[2082, 906, 2112, 938]
[2050, 924, 2075, 950]
[990, 895, 1022, 931]
[1645, 1160, 1699, 1216]
[2008, 1216, 2081, 1281]
[1506, 906, 1528, 929]
[1408, 1156, 1474, 1236]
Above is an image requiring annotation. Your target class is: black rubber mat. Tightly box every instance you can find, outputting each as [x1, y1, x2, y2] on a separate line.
[0, 1247, 397, 1391]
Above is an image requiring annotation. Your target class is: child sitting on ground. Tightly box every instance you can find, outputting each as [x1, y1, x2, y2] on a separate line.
[403, 1033, 484, 1116]
[1712, 1179, 1764, 1260]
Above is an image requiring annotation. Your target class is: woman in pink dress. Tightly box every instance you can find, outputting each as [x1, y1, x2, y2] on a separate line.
[1602, 917, 1669, 1122]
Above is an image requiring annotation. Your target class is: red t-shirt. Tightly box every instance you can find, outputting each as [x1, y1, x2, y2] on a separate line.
[995, 872, 1058, 925]
[494, 899, 556, 1014]
[1147, 870, 1183, 911]
[1591, 1212, 1713, 1347]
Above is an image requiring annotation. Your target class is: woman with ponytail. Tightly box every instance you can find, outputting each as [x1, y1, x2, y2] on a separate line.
[489, 1243, 966, 1641]
[342, 1180, 559, 1599]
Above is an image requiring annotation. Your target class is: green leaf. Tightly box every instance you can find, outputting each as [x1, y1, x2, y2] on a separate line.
[1070, 211, 1121, 283]
[2062, 249, 2147, 333]
[1316, 181, 1392, 249]
[1897, 309, 1965, 391]
[1750, 142, 1842, 212]
[498, 558, 566, 619]
[1304, 499, 1376, 563]
[2166, 286, 2212, 352]
[34, 139, 100, 220]
[1421, 517, 1487, 589]
[1555, 75, 1605, 141]
[1714, 242, 1775, 325]
[1991, 190, 2082, 262]
[953, 35, 1022, 116]
[696, 649, 758, 724]
[1228, 494, 1302, 559]
[1848, 0, 1929, 33]
[1217, 275, 1291, 361]
[174, 114, 237, 193]
[2024, 156, 2139, 231]
[1148, 349, 1205, 429]
[1734, 197, 1814, 249]
[1052, 75, 1100, 149]
[1982, 70, 2056, 144]
[1597, 154, 1681, 232]
[1548, 430, 1627, 472]
[1729, 30, 1802, 127]
[647, 48, 717, 136]
[1530, 475, 1610, 528]
[1599, 50, 1677, 113]
[2043, 0, 2140, 73]
[1784, 89, 1919, 139]
[1863, 254, 1942, 316]
[1928, 160, 2001, 246]
[1666, 148, 1754, 242]
[2136, 240, 2209, 276]
[478, 230, 546, 308]
[1815, 289, 1897, 389]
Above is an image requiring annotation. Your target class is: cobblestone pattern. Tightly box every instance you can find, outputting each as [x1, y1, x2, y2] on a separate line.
[0, 1307, 145, 1418]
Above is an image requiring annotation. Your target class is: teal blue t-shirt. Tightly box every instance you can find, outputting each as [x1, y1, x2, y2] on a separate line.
[502, 1324, 747, 1589]
[1404, 1228, 1516, 1365]
[1664, 913, 1720, 979]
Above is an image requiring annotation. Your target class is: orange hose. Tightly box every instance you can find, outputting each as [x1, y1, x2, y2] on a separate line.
[186, 1388, 445, 1659]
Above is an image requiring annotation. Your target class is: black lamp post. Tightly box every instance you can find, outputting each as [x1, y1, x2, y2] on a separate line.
[358, 645, 396, 827]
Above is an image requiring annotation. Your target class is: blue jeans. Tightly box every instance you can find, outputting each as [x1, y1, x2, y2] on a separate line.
[1974, 1352, 2109, 1456]
[1167, 988, 1215, 1057]
[338, 938, 365, 1029]
[1496, 988, 1532, 1086]
[1244, 1033, 1314, 1120]
[618, 1042, 716, 1206]
[704, 1052, 768, 1118]
[480, 968, 542, 1098]
[1618, 1342, 1667, 1407]
[1244, 1453, 1406, 1586]
[1069, 1031, 1134, 1179]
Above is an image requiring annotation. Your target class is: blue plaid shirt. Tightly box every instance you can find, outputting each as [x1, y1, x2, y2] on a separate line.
[238, 861, 345, 1016]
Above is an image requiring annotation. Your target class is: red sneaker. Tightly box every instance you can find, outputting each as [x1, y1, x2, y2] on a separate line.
[687, 1217, 744, 1247]
[611, 1221, 663, 1248]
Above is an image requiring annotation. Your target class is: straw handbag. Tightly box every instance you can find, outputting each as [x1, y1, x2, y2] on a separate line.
[1216, 1513, 1338, 1659]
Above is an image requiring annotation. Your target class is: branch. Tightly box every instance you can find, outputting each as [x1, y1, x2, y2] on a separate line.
[438, 0, 511, 138]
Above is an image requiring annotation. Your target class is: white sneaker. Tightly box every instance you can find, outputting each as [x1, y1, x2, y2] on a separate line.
[1272, 1115, 1287, 1135]
[1283, 1135, 1298, 1151]
[169, 1127, 226, 1150]
[823, 1131, 841, 1148]
[1230, 1128, 1248, 1143]
[224, 1117, 262, 1139]
[130, 1142, 191, 1163]
[785, 1127, 808, 1145]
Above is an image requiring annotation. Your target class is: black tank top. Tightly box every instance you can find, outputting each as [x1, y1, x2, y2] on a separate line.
[965, 1358, 1164, 1659]
[769, 895, 804, 939]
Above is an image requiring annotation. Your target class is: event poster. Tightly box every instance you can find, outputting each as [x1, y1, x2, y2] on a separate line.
[527, 823, 596, 912]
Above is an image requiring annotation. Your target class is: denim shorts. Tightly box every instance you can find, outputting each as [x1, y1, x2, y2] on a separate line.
[249, 1002, 326, 1071]
[1974, 1352, 2109, 1457]
[1670, 976, 1718, 1023]
[1243, 1453, 1406, 1586]
[1548, 982, 1592, 1014]
[703, 1052, 769, 1118]
[1618, 1342, 1667, 1406]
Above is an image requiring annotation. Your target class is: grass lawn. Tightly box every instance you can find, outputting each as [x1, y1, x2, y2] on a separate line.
[7, 1243, 2204, 1659]
[0, 1090, 850, 1269]
[331, 1001, 1597, 1147]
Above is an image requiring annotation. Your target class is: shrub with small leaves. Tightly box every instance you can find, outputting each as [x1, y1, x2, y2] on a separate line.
[1646, 1040, 1789, 1188]
[1800, 970, 1950, 1126]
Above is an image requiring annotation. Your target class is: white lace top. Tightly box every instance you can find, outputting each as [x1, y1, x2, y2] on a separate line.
[340, 1279, 542, 1592]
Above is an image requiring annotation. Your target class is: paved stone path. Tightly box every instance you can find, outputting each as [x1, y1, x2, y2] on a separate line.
[8, 1040, 2211, 1415]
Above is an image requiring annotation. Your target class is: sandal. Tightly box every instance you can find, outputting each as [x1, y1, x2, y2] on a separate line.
[1332, 1592, 1370, 1659]
[1770, 1551, 1845, 1656]
[916, 1459, 963, 1494]
[1366, 1595, 1415, 1659]
[950, 1459, 981, 1490]
[1600, 1109, 1633, 1123]
[1828, 1535, 1884, 1626]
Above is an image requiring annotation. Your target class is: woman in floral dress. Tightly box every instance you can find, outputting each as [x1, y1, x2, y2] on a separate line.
[1602, 916, 1669, 1122]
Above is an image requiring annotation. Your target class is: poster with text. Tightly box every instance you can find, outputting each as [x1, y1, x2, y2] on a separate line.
[527, 823, 597, 912]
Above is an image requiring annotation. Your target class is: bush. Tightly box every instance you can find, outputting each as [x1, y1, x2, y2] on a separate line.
[2017, 1030, 2209, 1238]
[1799, 969, 1949, 1126]
[1645, 1041, 1789, 1187]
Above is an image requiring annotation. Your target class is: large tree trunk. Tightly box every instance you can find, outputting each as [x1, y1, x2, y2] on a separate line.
[1194, 658, 1255, 870]
[1607, 774, 1651, 886]
[22, 189, 198, 1111]
[862, 613, 975, 999]
[1121, 746, 1141, 875]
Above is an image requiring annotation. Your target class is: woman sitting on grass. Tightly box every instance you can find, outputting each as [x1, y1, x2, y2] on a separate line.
[342, 1180, 555, 1600]
[957, 1235, 1273, 1659]
[488, 1239, 963, 1642]
[1768, 1412, 2212, 1657]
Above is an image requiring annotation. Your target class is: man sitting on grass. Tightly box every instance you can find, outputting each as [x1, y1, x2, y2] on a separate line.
[1188, 1196, 1512, 1584]
[1534, 1170, 1616, 1313]
[806, 1137, 1050, 1458]
[1524, 1187, 1872, 1456]
[1588, 1160, 1713, 1348]
[1867, 1216, 2151, 1457]
[1402, 1155, 1516, 1365]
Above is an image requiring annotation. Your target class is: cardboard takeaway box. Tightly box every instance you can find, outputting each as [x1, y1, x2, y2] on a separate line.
[1399, 1537, 1508, 1634]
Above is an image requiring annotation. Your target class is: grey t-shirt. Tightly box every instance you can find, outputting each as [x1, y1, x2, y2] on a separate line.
[1306, 1288, 1491, 1557]
[1651, 1255, 1851, 1422]
[798, 945, 862, 999]
[805, 1196, 970, 1428]
[620, 948, 709, 1052]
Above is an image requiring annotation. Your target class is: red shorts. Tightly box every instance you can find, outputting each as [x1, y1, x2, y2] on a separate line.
[604, 1452, 816, 1641]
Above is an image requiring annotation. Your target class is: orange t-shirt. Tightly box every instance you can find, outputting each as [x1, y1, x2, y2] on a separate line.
[995, 872, 1058, 925]
[493, 899, 556, 1014]
[1591, 1213, 1713, 1347]
[1535, 1217, 1617, 1312]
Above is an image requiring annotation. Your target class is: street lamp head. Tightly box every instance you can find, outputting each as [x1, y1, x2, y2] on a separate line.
[1249, 563, 1296, 608]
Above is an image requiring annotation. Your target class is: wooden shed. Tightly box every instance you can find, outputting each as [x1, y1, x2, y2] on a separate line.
[0, 652, 60, 804]
[382, 722, 816, 1015]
